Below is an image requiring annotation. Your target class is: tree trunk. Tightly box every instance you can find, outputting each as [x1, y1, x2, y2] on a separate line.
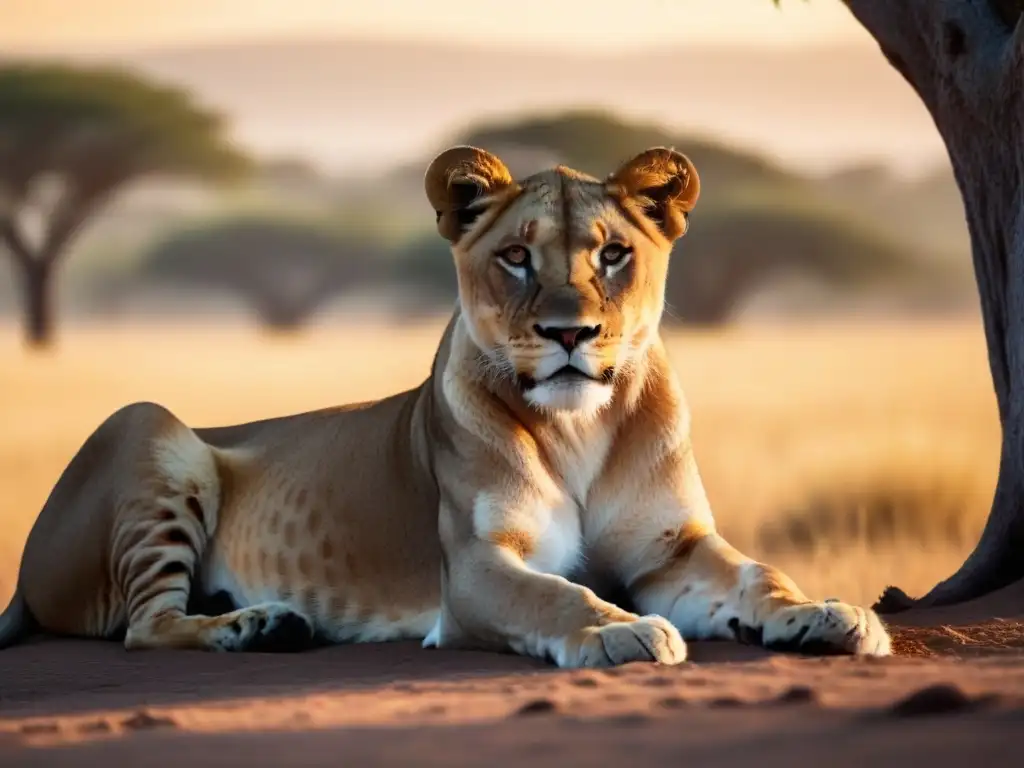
[18, 259, 56, 350]
[840, 0, 1024, 612]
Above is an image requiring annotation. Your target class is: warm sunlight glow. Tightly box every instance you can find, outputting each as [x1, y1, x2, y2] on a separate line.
[2, 0, 869, 52]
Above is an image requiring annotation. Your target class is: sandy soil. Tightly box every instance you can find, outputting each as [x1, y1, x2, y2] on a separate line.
[1, 584, 1022, 766]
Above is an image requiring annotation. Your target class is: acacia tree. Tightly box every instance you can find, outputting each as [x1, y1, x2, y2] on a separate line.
[0, 64, 248, 349]
[773, 1, 1023, 611]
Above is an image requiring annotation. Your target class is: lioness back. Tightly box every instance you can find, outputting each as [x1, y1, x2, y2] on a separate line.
[3, 369, 446, 650]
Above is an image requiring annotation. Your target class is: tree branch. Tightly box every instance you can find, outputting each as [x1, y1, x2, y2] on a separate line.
[0, 215, 33, 271]
[0, 181, 113, 272]
[38, 191, 102, 267]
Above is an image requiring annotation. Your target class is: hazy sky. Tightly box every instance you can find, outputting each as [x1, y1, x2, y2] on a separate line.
[2, 0, 869, 52]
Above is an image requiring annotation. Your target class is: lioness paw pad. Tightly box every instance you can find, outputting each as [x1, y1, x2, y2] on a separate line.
[574, 615, 687, 668]
[763, 600, 891, 657]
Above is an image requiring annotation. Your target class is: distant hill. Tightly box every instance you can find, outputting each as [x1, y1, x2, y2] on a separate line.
[18, 38, 946, 177]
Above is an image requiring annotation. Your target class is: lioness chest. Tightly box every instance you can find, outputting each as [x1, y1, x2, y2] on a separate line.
[476, 420, 617, 580]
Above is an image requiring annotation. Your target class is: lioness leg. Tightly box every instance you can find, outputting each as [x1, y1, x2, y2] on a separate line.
[19, 402, 313, 651]
[626, 526, 891, 656]
[17, 401, 311, 651]
[433, 538, 687, 668]
[113, 414, 314, 652]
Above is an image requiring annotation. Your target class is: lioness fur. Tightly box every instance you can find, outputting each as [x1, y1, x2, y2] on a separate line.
[0, 146, 891, 665]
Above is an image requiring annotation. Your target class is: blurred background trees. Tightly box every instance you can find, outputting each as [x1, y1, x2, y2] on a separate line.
[0, 72, 976, 341]
[0, 64, 248, 349]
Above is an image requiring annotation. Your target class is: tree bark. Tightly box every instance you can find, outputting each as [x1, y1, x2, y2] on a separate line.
[2, 193, 100, 351]
[2, 224, 60, 350]
[839, 0, 1024, 611]
[0, 220, 51, 350]
[20, 259, 55, 349]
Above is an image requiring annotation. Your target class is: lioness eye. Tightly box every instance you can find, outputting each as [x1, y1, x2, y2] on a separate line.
[599, 243, 632, 267]
[497, 245, 530, 267]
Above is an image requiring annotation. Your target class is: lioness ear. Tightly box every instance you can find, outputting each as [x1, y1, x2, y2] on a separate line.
[424, 145, 515, 243]
[606, 147, 700, 241]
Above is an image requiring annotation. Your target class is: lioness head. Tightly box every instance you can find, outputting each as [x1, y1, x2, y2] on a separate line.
[425, 146, 699, 415]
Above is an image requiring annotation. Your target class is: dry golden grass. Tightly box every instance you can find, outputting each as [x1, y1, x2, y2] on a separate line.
[0, 315, 1000, 611]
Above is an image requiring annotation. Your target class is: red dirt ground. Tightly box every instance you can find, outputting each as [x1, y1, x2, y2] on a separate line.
[1, 583, 1023, 767]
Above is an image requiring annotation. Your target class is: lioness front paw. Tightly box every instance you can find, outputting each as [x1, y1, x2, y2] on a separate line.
[762, 600, 891, 657]
[571, 615, 688, 668]
[213, 601, 315, 653]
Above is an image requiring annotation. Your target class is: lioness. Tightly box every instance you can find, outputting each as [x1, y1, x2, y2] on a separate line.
[0, 146, 891, 666]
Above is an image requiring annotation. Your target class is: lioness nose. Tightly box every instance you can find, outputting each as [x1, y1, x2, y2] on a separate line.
[533, 323, 601, 352]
